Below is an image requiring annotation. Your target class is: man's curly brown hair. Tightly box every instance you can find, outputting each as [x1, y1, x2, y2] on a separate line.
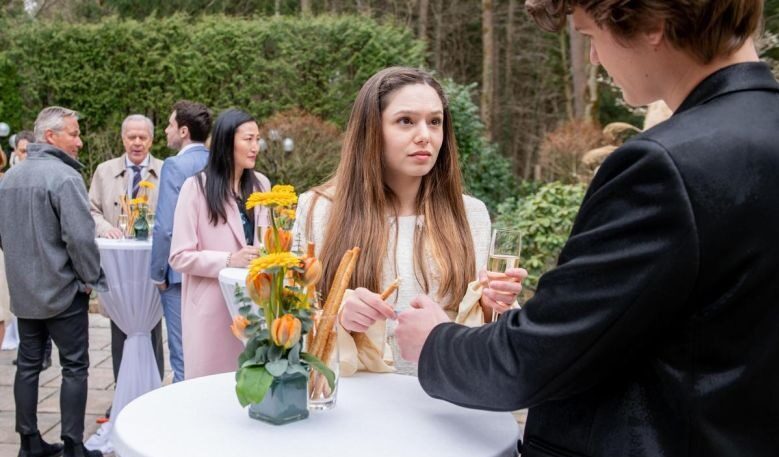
[525, 0, 763, 64]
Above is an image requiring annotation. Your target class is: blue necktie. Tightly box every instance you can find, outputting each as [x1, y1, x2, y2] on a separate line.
[131, 165, 142, 198]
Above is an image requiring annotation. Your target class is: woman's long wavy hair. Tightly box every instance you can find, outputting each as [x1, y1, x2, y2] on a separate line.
[198, 109, 263, 225]
[312, 67, 475, 310]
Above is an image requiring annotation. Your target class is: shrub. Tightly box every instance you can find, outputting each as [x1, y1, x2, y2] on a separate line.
[443, 79, 519, 215]
[256, 109, 342, 192]
[495, 181, 586, 292]
[537, 120, 606, 184]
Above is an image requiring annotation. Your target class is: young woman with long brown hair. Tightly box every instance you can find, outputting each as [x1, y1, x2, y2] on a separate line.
[295, 67, 522, 375]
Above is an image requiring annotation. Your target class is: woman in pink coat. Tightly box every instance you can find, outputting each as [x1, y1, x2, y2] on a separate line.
[170, 109, 270, 379]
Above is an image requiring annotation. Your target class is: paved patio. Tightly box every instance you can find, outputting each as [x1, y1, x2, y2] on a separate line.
[0, 312, 173, 457]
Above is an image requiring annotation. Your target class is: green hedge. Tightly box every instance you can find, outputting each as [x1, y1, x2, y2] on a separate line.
[0, 14, 424, 174]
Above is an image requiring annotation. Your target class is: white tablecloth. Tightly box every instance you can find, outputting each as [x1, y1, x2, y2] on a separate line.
[113, 372, 520, 457]
[96, 238, 163, 426]
[218, 268, 260, 319]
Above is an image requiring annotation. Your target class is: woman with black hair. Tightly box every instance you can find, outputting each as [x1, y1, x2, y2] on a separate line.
[170, 109, 270, 379]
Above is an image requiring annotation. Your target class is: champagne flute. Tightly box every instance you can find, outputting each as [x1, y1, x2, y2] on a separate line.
[487, 229, 522, 321]
[117, 214, 129, 239]
[146, 210, 155, 233]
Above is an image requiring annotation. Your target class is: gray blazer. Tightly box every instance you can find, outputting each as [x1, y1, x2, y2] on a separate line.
[0, 143, 107, 319]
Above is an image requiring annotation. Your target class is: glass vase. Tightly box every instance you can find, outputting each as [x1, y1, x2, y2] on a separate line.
[248, 371, 309, 425]
[306, 310, 339, 410]
[133, 205, 150, 240]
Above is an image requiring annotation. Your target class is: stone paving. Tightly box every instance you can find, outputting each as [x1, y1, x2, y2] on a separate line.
[0, 312, 173, 457]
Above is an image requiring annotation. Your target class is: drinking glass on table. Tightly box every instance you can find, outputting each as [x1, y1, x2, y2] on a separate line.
[487, 229, 522, 321]
[146, 210, 155, 233]
[117, 214, 129, 239]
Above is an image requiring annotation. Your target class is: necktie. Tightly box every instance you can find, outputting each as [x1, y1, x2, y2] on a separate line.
[131, 165, 142, 198]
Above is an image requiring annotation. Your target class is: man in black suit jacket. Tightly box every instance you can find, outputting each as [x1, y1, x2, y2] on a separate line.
[395, 1, 779, 456]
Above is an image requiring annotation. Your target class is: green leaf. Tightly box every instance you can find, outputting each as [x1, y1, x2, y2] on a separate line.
[253, 345, 268, 365]
[238, 338, 261, 367]
[265, 358, 289, 377]
[235, 365, 274, 407]
[286, 363, 307, 376]
[267, 343, 283, 362]
[288, 342, 301, 365]
[301, 352, 335, 390]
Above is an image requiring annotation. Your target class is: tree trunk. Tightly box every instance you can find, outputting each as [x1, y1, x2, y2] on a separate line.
[356, 0, 372, 16]
[585, 57, 599, 122]
[275, 0, 281, 16]
[559, 30, 574, 120]
[568, 16, 587, 119]
[301, 0, 311, 15]
[418, 0, 429, 42]
[433, 0, 443, 70]
[481, 0, 494, 141]
[504, 0, 515, 91]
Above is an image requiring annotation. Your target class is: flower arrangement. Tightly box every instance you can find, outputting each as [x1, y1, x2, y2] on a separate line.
[231, 185, 334, 411]
[119, 180, 155, 239]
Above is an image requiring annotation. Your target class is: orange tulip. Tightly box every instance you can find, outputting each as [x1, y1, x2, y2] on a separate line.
[230, 315, 250, 342]
[301, 257, 322, 286]
[246, 271, 271, 304]
[263, 227, 293, 253]
[271, 314, 302, 349]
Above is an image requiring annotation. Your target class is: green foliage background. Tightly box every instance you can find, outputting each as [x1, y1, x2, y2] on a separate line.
[496, 182, 586, 291]
[443, 80, 519, 214]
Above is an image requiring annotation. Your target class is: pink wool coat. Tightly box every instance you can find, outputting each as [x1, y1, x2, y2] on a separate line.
[169, 174, 270, 379]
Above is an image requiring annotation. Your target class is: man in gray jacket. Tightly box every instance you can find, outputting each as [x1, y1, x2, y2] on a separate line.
[0, 106, 107, 457]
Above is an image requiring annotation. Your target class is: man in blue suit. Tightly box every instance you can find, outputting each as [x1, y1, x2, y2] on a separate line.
[150, 100, 212, 383]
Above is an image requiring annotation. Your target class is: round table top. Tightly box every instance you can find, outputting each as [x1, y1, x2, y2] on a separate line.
[219, 267, 249, 284]
[96, 238, 152, 251]
[113, 372, 520, 457]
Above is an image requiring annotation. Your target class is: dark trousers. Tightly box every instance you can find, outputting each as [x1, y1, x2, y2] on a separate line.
[15, 292, 90, 442]
[110, 319, 164, 382]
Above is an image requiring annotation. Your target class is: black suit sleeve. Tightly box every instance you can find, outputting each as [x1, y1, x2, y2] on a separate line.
[418, 139, 700, 411]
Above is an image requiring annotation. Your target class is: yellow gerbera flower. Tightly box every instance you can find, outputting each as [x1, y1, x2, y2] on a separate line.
[246, 190, 298, 210]
[271, 184, 295, 195]
[248, 252, 301, 274]
[139, 180, 155, 189]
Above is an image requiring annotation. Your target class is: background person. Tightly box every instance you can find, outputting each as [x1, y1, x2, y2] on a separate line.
[12, 130, 35, 164]
[169, 109, 270, 379]
[0, 106, 107, 457]
[150, 100, 212, 383]
[87, 114, 164, 388]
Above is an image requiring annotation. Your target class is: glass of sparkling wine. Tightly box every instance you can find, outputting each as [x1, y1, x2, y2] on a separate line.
[487, 229, 522, 321]
[117, 214, 129, 239]
[146, 210, 155, 233]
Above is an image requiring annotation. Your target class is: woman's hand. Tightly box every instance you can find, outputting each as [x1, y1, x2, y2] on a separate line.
[479, 268, 528, 314]
[339, 287, 396, 333]
[229, 246, 261, 268]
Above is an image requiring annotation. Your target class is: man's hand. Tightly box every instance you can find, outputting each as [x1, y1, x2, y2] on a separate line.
[395, 295, 450, 363]
[155, 281, 169, 291]
[100, 227, 124, 239]
[480, 267, 528, 313]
